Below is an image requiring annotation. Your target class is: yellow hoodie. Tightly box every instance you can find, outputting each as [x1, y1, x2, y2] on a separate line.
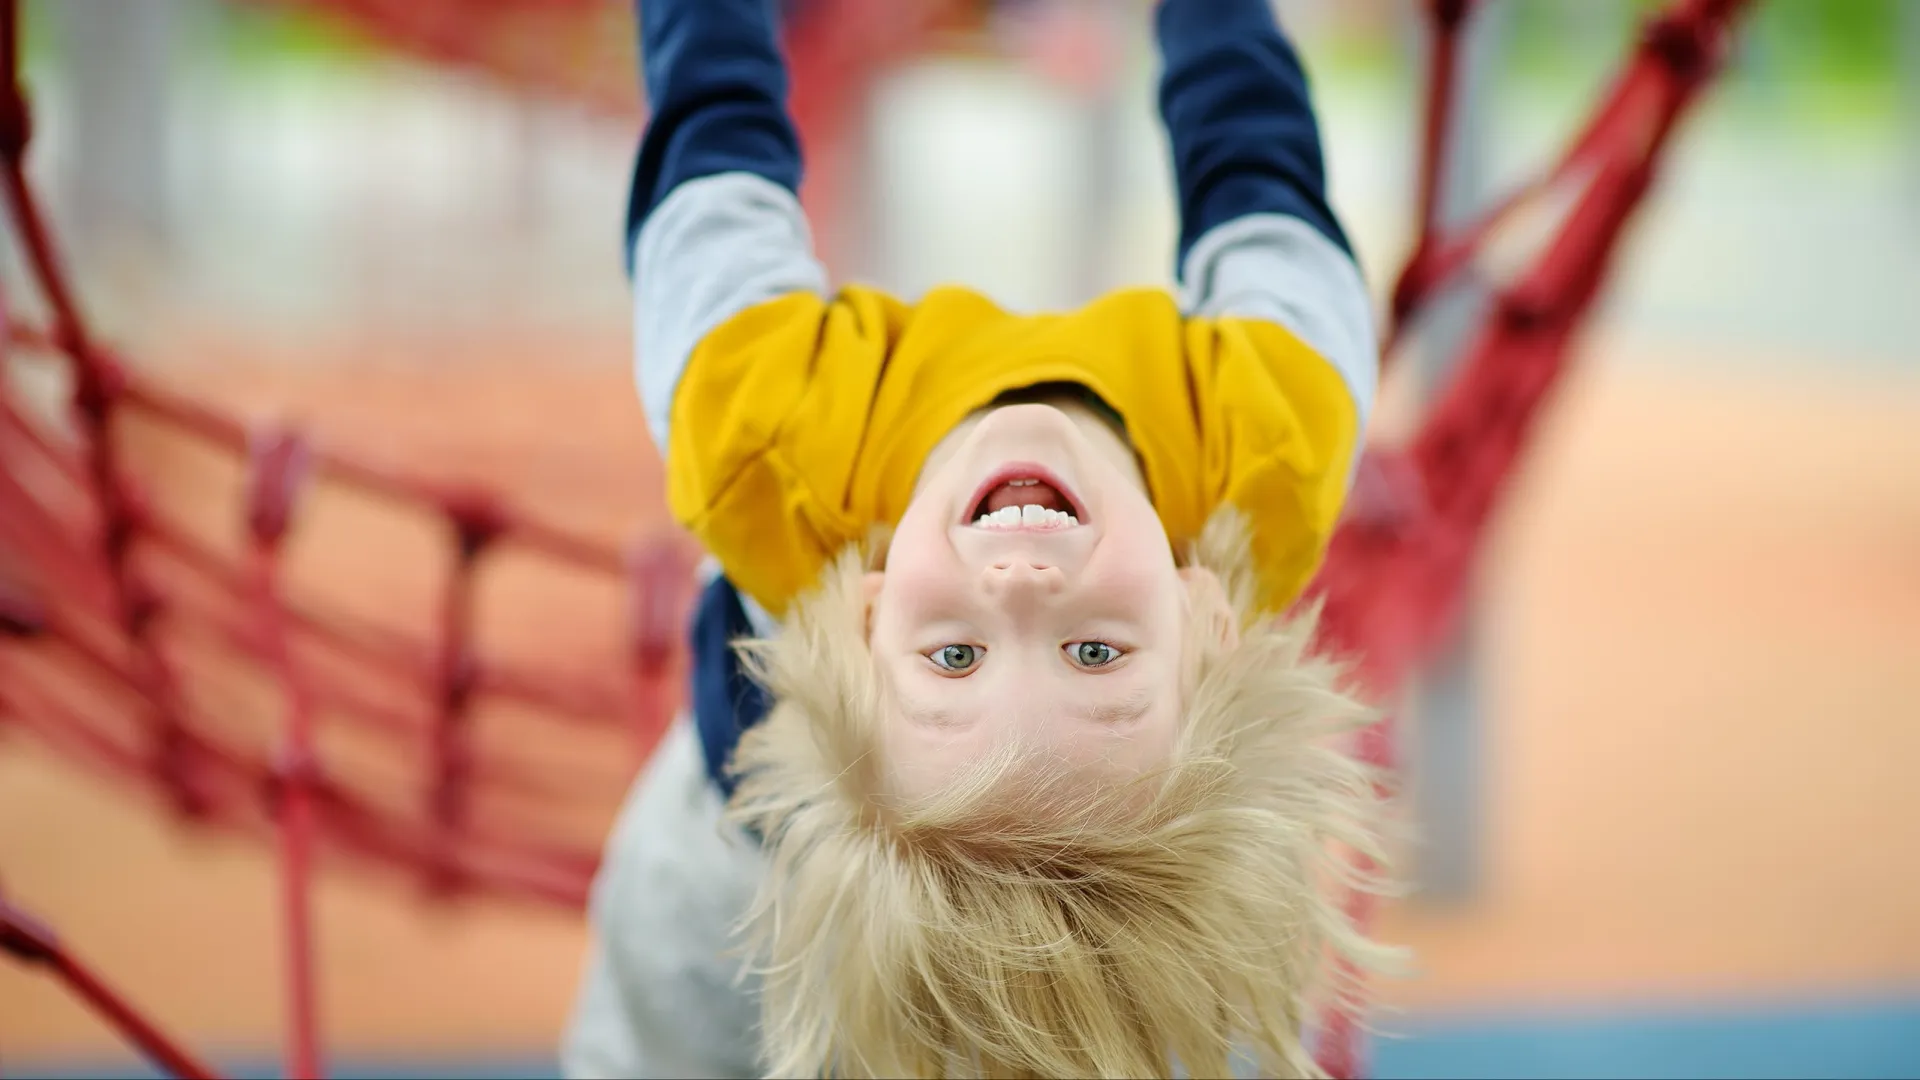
[664, 281, 1361, 620]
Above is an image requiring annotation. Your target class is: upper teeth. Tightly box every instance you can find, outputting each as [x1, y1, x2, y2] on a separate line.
[973, 504, 1079, 529]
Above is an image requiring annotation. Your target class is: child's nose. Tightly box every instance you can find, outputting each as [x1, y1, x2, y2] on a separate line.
[981, 560, 1066, 602]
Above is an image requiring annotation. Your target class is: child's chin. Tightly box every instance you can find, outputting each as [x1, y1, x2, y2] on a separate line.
[964, 402, 1086, 452]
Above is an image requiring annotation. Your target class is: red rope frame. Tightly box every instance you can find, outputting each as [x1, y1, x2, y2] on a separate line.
[0, 1, 1753, 1077]
[0, 888, 222, 1080]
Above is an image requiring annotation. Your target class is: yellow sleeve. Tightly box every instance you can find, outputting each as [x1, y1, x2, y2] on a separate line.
[1185, 314, 1363, 610]
[664, 286, 912, 617]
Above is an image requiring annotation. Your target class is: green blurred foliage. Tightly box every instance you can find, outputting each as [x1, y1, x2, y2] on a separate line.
[202, 3, 385, 71]
[1743, 0, 1903, 78]
[1503, 0, 1901, 79]
[1492, 0, 1905, 131]
[20, 0, 384, 77]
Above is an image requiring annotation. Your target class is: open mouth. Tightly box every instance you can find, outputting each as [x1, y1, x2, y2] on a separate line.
[964, 464, 1086, 531]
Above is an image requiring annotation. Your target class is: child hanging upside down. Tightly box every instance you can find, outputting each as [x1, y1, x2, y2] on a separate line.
[565, 0, 1397, 1076]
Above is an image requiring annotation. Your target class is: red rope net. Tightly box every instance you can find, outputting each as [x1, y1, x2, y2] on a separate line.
[0, 0, 1752, 1077]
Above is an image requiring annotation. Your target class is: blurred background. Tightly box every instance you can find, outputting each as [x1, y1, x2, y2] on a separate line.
[0, 0, 1915, 1077]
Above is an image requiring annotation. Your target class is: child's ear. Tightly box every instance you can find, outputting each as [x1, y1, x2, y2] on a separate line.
[861, 571, 885, 639]
[1178, 566, 1239, 650]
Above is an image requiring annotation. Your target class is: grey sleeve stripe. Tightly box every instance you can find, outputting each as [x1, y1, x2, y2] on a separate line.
[1176, 213, 1380, 436]
[632, 171, 830, 452]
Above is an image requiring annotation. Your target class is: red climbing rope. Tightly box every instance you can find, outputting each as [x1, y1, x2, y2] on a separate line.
[0, 1, 1751, 1078]
[1310, 2, 1752, 1075]
[0, 887, 224, 1080]
[0, 0, 696, 1071]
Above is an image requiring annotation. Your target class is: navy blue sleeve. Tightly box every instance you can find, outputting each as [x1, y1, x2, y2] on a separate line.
[1154, 0, 1352, 272]
[690, 575, 773, 802]
[624, 0, 804, 265]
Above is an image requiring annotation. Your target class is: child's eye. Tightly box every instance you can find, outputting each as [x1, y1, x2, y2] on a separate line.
[928, 644, 982, 672]
[1067, 641, 1122, 668]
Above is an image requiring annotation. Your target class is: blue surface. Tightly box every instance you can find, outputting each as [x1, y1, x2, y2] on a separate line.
[1371, 995, 1920, 1079]
[14, 995, 1920, 1080]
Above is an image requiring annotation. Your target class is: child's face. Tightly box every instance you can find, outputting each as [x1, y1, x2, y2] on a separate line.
[867, 401, 1202, 797]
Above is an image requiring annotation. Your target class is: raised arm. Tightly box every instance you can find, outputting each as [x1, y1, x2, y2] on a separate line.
[1155, 0, 1377, 434]
[626, 0, 829, 450]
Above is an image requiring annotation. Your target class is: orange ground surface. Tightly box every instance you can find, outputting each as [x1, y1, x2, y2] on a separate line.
[2, 329, 1916, 1063]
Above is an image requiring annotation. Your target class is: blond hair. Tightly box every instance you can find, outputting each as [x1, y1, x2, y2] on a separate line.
[726, 509, 1401, 1079]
